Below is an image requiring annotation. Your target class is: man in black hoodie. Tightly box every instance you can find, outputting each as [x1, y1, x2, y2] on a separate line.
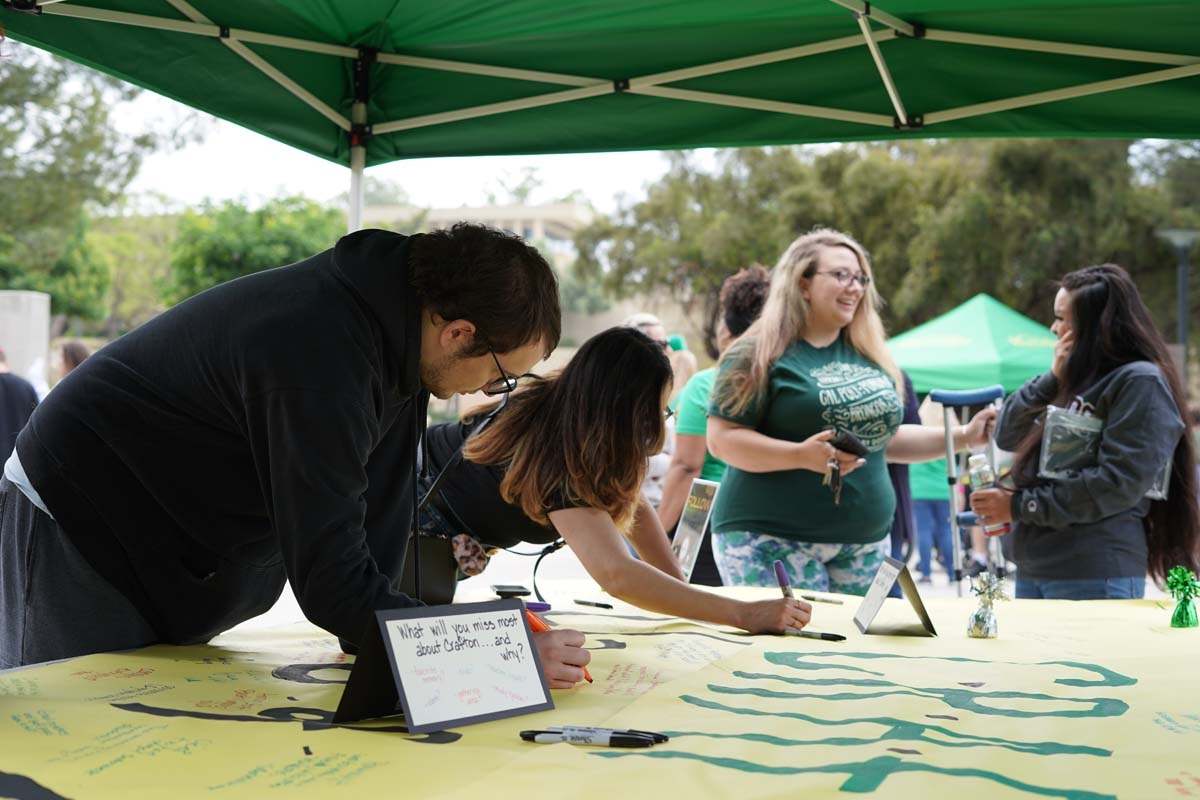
[0, 223, 590, 686]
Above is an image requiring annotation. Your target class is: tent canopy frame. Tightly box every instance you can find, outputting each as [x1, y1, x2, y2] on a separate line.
[8, 0, 1200, 228]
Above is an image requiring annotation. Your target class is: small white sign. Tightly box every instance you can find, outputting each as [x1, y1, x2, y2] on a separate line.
[671, 478, 719, 581]
[336, 599, 553, 732]
[853, 557, 937, 637]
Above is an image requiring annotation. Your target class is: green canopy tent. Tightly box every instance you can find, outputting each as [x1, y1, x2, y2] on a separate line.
[888, 293, 1056, 394]
[3, 0, 1199, 229]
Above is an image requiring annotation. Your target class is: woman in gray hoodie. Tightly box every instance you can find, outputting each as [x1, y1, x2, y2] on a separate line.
[971, 264, 1199, 599]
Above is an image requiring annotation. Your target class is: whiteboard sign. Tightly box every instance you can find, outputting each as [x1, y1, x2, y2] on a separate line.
[334, 599, 553, 732]
[853, 557, 937, 637]
[671, 478, 719, 581]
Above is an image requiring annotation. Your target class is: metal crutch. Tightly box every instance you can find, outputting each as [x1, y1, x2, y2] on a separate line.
[928, 385, 1005, 597]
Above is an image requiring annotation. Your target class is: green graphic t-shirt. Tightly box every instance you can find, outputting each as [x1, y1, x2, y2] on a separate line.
[708, 334, 903, 543]
[674, 368, 726, 483]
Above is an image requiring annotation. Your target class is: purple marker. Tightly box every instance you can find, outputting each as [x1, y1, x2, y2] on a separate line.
[525, 601, 552, 613]
[773, 560, 795, 600]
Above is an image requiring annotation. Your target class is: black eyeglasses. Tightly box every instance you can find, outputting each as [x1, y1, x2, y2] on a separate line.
[482, 348, 520, 396]
[815, 268, 871, 288]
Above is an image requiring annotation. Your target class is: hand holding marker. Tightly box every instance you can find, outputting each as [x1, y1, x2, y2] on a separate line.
[524, 604, 593, 683]
[773, 559, 846, 642]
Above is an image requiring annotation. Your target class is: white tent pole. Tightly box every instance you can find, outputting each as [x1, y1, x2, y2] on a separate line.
[828, 0, 918, 38]
[150, 0, 350, 130]
[348, 102, 366, 234]
[347, 44, 373, 233]
[924, 61, 1200, 125]
[41, 3, 218, 35]
[42, 4, 1194, 75]
[373, 84, 611, 135]
[224, 39, 351, 130]
[925, 29, 1199, 66]
[632, 85, 895, 127]
[629, 30, 894, 88]
[376, 53, 598, 87]
[855, 11, 909, 126]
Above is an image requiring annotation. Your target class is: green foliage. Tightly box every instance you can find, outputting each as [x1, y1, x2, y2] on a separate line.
[88, 197, 179, 336]
[1167, 566, 1200, 602]
[485, 167, 543, 205]
[167, 197, 345, 303]
[335, 175, 411, 207]
[559, 265, 611, 314]
[0, 44, 196, 323]
[0, 45, 139, 318]
[0, 214, 110, 319]
[577, 140, 1200, 358]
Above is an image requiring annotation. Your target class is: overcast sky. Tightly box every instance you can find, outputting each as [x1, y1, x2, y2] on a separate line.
[123, 92, 711, 215]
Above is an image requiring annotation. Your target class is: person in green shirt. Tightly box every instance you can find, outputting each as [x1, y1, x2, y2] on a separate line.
[909, 457, 954, 584]
[658, 265, 770, 585]
[707, 227, 995, 595]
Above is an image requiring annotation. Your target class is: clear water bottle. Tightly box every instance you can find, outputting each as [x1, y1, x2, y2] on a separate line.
[968, 454, 1011, 537]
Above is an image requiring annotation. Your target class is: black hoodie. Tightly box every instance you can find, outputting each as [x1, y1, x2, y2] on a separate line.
[17, 230, 427, 645]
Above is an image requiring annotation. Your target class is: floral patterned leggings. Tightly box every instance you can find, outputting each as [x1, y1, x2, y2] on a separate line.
[713, 530, 888, 596]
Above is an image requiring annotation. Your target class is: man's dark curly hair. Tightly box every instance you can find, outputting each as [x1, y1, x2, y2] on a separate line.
[408, 222, 561, 357]
[720, 264, 770, 337]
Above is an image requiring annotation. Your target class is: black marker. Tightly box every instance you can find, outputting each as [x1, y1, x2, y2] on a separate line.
[785, 629, 847, 642]
[574, 599, 613, 609]
[520, 729, 653, 748]
[800, 594, 844, 605]
[546, 725, 669, 743]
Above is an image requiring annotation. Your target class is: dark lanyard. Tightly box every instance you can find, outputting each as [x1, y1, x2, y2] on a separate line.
[411, 392, 511, 601]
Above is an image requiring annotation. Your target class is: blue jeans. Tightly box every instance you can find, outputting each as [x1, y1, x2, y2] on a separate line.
[913, 499, 952, 578]
[1015, 576, 1145, 600]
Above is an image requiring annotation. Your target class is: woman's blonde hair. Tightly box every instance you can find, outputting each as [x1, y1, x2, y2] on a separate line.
[714, 227, 901, 417]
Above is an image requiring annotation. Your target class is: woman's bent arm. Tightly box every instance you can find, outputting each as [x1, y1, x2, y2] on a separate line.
[550, 506, 811, 634]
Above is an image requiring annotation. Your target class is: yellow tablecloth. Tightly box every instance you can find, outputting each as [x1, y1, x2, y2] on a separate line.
[1, 583, 1196, 799]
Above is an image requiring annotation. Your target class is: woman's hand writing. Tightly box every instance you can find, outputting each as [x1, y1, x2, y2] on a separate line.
[736, 597, 812, 634]
[531, 629, 592, 688]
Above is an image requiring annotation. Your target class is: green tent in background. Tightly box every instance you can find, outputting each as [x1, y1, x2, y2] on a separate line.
[888, 294, 1055, 395]
[4, 1, 1199, 229]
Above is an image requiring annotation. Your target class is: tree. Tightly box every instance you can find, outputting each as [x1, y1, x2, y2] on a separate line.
[335, 175, 411, 207]
[576, 140, 1189, 357]
[88, 194, 181, 337]
[167, 197, 345, 303]
[485, 167, 543, 206]
[558, 265, 611, 315]
[0, 42, 201, 332]
[576, 148, 834, 357]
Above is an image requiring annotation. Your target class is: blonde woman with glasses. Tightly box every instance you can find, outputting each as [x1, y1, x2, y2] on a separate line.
[706, 228, 995, 595]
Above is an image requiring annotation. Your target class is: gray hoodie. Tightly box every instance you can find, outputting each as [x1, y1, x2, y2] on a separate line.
[996, 362, 1183, 580]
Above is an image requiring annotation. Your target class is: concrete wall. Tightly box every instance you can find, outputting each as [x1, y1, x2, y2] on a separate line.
[0, 291, 51, 396]
[563, 295, 710, 362]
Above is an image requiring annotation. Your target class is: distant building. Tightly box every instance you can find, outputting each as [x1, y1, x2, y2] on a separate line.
[362, 201, 593, 270]
[363, 200, 701, 418]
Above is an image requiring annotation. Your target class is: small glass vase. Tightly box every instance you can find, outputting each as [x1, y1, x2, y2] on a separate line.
[1171, 599, 1198, 629]
[968, 603, 998, 639]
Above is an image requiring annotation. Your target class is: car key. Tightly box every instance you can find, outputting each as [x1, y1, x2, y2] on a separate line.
[822, 458, 843, 505]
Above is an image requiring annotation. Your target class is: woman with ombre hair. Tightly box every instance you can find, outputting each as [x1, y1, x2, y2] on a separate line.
[971, 263, 1199, 599]
[416, 326, 812, 641]
[706, 227, 995, 595]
